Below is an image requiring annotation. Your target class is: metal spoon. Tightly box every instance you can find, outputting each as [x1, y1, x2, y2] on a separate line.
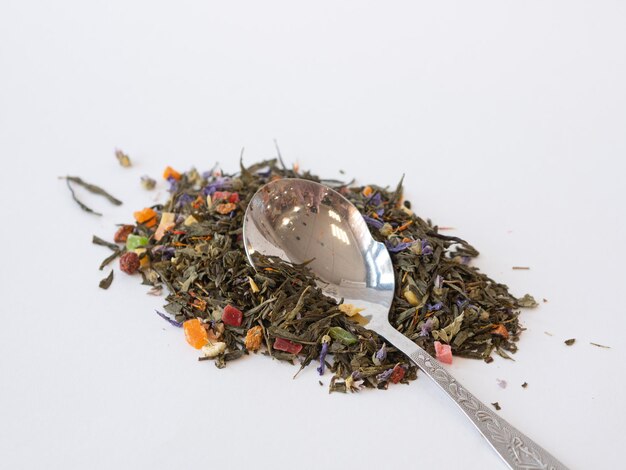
[243, 178, 567, 470]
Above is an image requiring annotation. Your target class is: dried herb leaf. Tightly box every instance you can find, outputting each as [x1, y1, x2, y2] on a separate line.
[99, 270, 114, 289]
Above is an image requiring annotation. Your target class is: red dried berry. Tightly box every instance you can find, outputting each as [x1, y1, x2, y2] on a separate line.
[114, 225, 134, 243]
[222, 304, 243, 327]
[273, 337, 303, 354]
[119, 251, 140, 274]
[390, 364, 406, 384]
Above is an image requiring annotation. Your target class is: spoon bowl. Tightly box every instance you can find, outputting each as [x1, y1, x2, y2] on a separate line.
[243, 178, 394, 332]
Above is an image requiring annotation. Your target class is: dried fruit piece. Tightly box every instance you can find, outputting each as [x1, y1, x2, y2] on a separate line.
[201, 342, 226, 358]
[244, 326, 263, 351]
[155, 212, 176, 241]
[390, 364, 406, 384]
[491, 324, 509, 339]
[163, 166, 181, 180]
[133, 207, 158, 228]
[126, 234, 149, 251]
[338, 303, 364, 317]
[183, 318, 209, 349]
[216, 203, 237, 215]
[114, 225, 134, 243]
[119, 251, 140, 274]
[434, 341, 453, 364]
[273, 337, 302, 354]
[222, 305, 243, 327]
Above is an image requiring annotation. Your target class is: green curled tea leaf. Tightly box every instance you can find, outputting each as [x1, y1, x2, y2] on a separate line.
[328, 326, 358, 346]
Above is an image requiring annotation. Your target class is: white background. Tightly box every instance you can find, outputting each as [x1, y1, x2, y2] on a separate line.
[1, 1, 625, 469]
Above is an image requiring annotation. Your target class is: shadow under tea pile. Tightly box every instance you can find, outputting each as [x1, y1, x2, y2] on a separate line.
[96, 159, 537, 393]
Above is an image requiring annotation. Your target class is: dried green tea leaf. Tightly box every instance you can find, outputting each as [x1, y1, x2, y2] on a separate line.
[491, 402, 501, 411]
[65, 176, 122, 205]
[65, 179, 102, 216]
[564, 338, 576, 346]
[517, 294, 538, 308]
[99, 270, 114, 289]
[590, 342, 610, 349]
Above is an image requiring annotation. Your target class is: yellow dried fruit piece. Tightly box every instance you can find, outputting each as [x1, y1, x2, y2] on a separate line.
[338, 304, 364, 317]
[404, 289, 419, 306]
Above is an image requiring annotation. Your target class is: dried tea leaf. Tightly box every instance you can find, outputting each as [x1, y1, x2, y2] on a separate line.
[99, 270, 114, 289]
[564, 338, 576, 346]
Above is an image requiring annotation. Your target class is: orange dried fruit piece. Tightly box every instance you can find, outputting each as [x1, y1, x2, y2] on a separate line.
[216, 202, 237, 215]
[362, 186, 373, 197]
[244, 325, 263, 351]
[133, 207, 158, 228]
[183, 318, 209, 349]
[163, 166, 181, 180]
[491, 324, 509, 339]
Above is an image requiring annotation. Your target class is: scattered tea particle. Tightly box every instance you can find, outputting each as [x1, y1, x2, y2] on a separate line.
[438, 226, 455, 231]
[484, 356, 494, 364]
[99, 270, 114, 289]
[141, 175, 156, 190]
[521, 382, 528, 388]
[115, 149, 131, 167]
[119, 252, 140, 274]
[183, 318, 209, 349]
[491, 402, 501, 411]
[590, 342, 611, 349]
[497, 379, 507, 389]
[62, 175, 123, 209]
[544, 331, 554, 336]
[564, 338, 576, 346]
[512, 266, 530, 270]
[319, 380, 324, 386]
[543, 298, 548, 303]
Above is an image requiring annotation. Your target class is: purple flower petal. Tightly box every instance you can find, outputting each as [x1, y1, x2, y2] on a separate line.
[376, 368, 394, 382]
[385, 240, 414, 253]
[421, 239, 433, 255]
[363, 215, 384, 230]
[316, 341, 330, 375]
[375, 343, 387, 362]
[428, 302, 443, 311]
[155, 310, 182, 327]
[420, 318, 433, 337]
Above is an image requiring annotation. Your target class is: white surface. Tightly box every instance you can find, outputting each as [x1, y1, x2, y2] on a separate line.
[1, 2, 625, 469]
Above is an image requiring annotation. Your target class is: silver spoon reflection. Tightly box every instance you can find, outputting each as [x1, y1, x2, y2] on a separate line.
[243, 178, 566, 470]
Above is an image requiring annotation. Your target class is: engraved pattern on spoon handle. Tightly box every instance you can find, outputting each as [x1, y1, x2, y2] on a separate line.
[407, 347, 568, 470]
[378, 327, 568, 470]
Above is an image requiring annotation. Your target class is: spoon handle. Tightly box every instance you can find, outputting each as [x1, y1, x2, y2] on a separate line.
[381, 327, 568, 470]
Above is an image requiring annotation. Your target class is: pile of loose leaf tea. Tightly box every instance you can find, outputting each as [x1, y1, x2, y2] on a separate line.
[93, 158, 537, 393]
